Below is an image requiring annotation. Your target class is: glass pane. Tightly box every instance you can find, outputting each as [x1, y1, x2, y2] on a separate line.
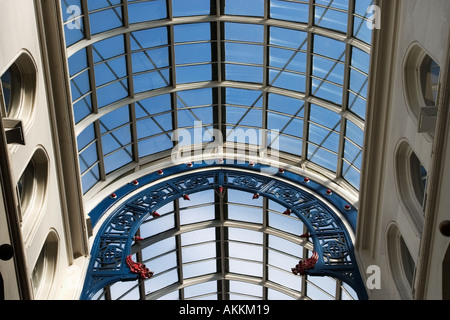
[270, 0, 309, 23]
[138, 134, 173, 157]
[268, 235, 303, 258]
[225, 0, 264, 17]
[77, 124, 95, 152]
[225, 22, 264, 43]
[142, 237, 176, 261]
[128, 0, 167, 23]
[226, 88, 263, 107]
[315, 6, 348, 33]
[131, 27, 168, 50]
[172, 0, 210, 17]
[268, 93, 304, 116]
[228, 227, 263, 244]
[268, 266, 302, 291]
[229, 281, 262, 298]
[228, 259, 262, 277]
[136, 94, 172, 118]
[180, 205, 215, 225]
[181, 228, 216, 246]
[145, 269, 178, 293]
[184, 281, 217, 299]
[229, 241, 263, 261]
[89, 7, 123, 35]
[183, 260, 217, 279]
[308, 145, 338, 172]
[93, 35, 125, 62]
[146, 252, 177, 274]
[268, 249, 300, 270]
[175, 43, 211, 65]
[177, 64, 212, 84]
[182, 242, 216, 263]
[174, 23, 211, 43]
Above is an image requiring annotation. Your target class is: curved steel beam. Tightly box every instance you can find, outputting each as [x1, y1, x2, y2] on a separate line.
[80, 162, 367, 300]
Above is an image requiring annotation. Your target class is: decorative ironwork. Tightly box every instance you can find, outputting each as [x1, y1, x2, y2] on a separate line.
[125, 255, 154, 280]
[184, 176, 210, 189]
[292, 252, 319, 276]
[97, 244, 123, 269]
[231, 176, 258, 188]
[80, 164, 367, 300]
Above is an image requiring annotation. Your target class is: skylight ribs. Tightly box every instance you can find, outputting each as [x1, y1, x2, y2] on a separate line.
[63, 0, 371, 194]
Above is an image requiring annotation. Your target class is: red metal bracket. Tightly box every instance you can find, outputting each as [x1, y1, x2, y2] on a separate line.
[125, 255, 154, 279]
[291, 251, 319, 276]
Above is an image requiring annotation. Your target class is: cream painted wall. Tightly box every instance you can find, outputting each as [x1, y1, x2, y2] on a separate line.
[361, 0, 450, 300]
[0, 0, 87, 299]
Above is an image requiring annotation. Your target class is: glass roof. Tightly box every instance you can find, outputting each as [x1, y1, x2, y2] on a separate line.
[82, 165, 363, 300]
[61, 0, 374, 300]
[101, 192, 358, 301]
[62, 0, 373, 196]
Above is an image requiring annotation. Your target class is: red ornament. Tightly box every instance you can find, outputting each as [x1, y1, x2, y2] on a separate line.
[300, 232, 310, 238]
[131, 180, 139, 186]
[110, 193, 117, 199]
[283, 209, 292, 215]
[151, 212, 161, 218]
[133, 236, 144, 242]
[278, 168, 285, 173]
[183, 194, 190, 201]
[157, 169, 163, 175]
[217, 186, 224, 194]
[126, 255, 154, 279]
[253, 193, 260, 199]
[187, 162, 193, 168]
[291, 251, 319, 276]
[326, 189, 332, 195]
[303, 177, 310, 183]
[344, 204, 351, 210]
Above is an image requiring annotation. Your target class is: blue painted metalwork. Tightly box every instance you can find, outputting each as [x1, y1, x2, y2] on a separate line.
[80, 161, 367, 300]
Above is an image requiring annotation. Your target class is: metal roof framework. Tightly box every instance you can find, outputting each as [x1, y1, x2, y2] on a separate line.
[61, 0, 374, 300]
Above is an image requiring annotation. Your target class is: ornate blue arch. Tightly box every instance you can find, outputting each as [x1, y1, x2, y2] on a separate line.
[80, 161, 367, 300]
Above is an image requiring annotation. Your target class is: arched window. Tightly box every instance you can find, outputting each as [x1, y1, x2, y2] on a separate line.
[404, 44, 441, 138]
[0, 52, 36, 121]
[31, 232, 58, 299]
[1, 52, 37, 145]
[16, 148, 49, 224]
[394, 140, 428, 234]
[387, 223, 416, 299]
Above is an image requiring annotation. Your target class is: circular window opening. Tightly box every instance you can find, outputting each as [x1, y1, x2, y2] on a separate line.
[0, 52, 37, 124]
[31, 232, 58, 299]
[16, 148, 49, 221]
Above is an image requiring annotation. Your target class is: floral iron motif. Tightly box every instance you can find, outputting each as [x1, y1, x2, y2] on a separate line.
[291, 251, 319, 276]
[125, 255, 154, 280]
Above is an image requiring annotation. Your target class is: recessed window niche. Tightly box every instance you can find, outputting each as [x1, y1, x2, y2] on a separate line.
[387, 223, 415, 299]
[403, 44, 441, 138]
[394, 140, 427, 234]
[0, 52, 37, 123]
[16, 148, 49, 222]
[31, 232, 58, 299]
